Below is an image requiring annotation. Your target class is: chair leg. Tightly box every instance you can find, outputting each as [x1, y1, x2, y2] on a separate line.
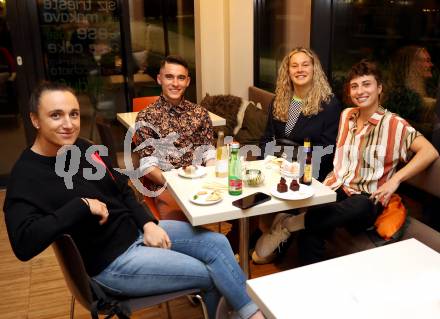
[187, 295, 200, 306]
[165, 301, 172, 319]
[194, 294, 209, 319]
[70, 295, 75, 319]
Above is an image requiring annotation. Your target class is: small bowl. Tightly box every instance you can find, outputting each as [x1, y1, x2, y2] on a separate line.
[243, 169, 265, 186]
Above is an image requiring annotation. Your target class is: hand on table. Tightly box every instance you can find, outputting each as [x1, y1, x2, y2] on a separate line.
[143, 222, 171, 249]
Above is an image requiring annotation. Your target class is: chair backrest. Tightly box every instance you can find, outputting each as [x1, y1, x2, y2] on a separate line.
[95, 116, 119, 167]
[132, 97, 164, 220]
[133, 96, 159, 112]
[52, 234, 94, 310]
[143, 193, 161, 220]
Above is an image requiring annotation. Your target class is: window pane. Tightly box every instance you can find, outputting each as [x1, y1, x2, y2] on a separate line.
[331, 0, 440, 142]
[0, 3, 26, 181]
[129, 0, 196, 103]
[36, 0, 126, 140]
[256, 0, 311, 92]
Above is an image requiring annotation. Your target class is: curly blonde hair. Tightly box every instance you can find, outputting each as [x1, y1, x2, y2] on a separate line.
[273, 47, 333, 121]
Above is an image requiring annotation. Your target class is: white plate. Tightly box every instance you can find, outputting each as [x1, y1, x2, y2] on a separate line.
[189, 191, 223, 205]
[178, 166, 207, 179]
[271, 183, 315, 200]
[280, 169, 299, 179]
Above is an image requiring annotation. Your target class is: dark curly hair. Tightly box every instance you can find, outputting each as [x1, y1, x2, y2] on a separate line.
[346, 59, 383, 86]
[344, 60, 383, 106]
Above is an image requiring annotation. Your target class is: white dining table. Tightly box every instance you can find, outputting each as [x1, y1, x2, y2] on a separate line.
[117, 111, 226, 129]
[246, 238, 440, 319]
[162, 161, 336, 276]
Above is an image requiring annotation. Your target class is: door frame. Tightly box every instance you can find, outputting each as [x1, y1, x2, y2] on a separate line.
[1, 0, 42, 187]
[6, 0, 42, 145]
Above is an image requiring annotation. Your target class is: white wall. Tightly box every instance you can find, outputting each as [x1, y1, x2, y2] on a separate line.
[228, 0, 253, 99]
[195, 0, 228, 101]
[195, 0, 253, 102]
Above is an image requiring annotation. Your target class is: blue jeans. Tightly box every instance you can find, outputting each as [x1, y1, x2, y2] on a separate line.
[93, 220, 258, 319]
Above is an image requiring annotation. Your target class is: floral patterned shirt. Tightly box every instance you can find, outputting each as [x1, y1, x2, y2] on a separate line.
[133, 95, 215, 191]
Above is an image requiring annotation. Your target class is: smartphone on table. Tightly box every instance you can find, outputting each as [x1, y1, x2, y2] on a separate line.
[232, 192, 271, 209]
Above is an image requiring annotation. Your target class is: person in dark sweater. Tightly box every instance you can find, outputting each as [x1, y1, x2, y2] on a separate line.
[253, 47, 342, 264]
[3, 82, 264, 319]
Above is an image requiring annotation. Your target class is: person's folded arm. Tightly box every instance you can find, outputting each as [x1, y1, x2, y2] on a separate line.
[138, 156, 166, 186]
[111, 164, 158, 228]
[4, 198, 90, 261]
[390, 135, 439, 185]
[371, 135, 439, 206]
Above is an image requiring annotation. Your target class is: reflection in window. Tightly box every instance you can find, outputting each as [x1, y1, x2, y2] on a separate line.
[254, 0, 311, 92]
[331, 0, 440, 126]
[331, 0, 440, 149]
[129, 0, 196, 103]
[36, 0, 125, 139]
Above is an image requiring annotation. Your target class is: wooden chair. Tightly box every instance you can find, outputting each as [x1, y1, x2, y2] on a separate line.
[95, 116, 128, 169]
[132, 97, 164, 219]
[94, 116, 160, 219]
[133, 96, 160, 112]
[52, 234, 208, 319]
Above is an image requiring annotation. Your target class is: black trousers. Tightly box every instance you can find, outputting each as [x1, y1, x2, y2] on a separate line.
[298, 188, 382, 265]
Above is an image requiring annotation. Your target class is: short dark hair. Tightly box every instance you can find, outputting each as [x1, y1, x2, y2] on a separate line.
[29, 81, 76, 113]
[160, 55, 189, 73]
[346, 59, 383, 86]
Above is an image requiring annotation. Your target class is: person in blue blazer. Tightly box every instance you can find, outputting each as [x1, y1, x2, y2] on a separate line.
[254, 47, 342, 264]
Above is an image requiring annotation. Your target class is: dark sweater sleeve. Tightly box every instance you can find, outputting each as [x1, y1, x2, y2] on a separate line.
[259, 99, 276, 151]
[4, 197, 90, 261]
[110, 166, 158, 229]
[314, 97, 342, 181]
[319, 97, 342, 147]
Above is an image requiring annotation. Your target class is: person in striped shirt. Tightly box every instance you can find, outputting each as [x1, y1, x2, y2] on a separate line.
[256, 59, 439, 264]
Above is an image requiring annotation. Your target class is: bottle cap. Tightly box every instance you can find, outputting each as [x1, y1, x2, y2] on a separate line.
[230, 142, 240, 149]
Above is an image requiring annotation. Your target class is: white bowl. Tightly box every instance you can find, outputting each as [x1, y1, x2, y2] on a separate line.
[243, 169, 265, 186]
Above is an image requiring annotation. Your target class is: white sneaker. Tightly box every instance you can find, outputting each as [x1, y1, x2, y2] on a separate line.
[255, 213, 291, 258]
[251, 249, 277, 265]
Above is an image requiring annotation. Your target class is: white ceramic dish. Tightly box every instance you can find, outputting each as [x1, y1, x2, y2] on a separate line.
[271, 184, 314, 200]
[280, 169, 299, 179]
[177, 166, 207, 179]
[189, 190, 223, 205]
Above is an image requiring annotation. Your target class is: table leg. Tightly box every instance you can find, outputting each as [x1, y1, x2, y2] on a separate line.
[239, 217, 249, 278]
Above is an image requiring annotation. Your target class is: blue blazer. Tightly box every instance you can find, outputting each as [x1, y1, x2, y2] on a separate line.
[260, 95, 342, 181]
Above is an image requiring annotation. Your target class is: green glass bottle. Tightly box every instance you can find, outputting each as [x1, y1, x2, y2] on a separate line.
[228, 142, 242, 195]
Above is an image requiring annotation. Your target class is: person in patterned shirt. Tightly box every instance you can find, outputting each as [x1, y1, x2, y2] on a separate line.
[134, 55, 216, 221]
[256, 59, 438, 264]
